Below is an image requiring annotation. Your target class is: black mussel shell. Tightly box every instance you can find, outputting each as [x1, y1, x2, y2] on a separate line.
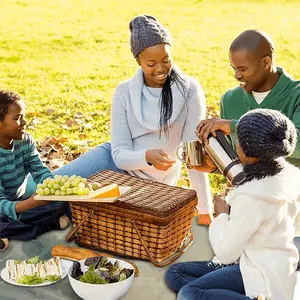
[71, 261, 83, 280]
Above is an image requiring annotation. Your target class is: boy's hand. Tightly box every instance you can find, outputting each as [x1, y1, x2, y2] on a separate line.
[15, 195, 51, 213]
[34, 199, 52, 206]
[146, 149, 176, 171]
[213, 194, 230, 217]
[29, 194, 52, 206]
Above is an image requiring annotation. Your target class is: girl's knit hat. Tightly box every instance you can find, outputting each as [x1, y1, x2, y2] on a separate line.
[237, 109, 297, 160]
[129, 15, 171, 58]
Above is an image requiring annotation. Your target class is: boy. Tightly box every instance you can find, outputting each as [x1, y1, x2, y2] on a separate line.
[0, 90, 70, 250]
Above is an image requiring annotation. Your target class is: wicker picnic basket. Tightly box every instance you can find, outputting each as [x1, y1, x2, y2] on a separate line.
[65, 170, 197, 267]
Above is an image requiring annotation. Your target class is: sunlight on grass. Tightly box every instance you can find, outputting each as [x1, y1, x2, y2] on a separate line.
[0, 0, 299, 189]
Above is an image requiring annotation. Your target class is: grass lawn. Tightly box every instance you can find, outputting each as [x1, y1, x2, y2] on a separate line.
[0, 0, 300, 189]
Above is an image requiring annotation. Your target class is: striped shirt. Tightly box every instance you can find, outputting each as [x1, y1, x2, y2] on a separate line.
[0, 133, 52, 220]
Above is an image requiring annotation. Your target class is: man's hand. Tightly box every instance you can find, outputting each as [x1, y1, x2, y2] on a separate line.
[146, 149, 176, 171]
[213, 194, 230, 217]
[196, 118, 232, 145]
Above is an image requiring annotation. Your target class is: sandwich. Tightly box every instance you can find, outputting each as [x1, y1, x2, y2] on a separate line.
[6, 256, 63, 284]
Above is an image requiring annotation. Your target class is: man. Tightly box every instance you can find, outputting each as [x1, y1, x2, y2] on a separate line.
[196, 29, 300, 265]
[197, 29, 300, 169]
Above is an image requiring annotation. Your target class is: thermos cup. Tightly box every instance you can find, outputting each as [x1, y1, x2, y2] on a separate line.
[177, 140, 202, 166]
[177, 131, 245, 186]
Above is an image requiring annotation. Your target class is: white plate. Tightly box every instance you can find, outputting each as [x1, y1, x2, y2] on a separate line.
[0, 259, 73, 287]
[34, 186, 131, 203]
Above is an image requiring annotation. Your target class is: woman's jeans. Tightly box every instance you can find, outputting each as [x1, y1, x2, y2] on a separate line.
[165, 261, 253, 300]
[53, 142, 123, 177]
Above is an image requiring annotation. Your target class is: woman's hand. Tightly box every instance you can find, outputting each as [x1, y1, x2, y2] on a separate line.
[213, 194, 230, 217]
[146, 149, 176, 171]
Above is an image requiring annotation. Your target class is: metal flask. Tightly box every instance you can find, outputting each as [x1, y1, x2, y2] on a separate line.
[204, 131, 245, 186]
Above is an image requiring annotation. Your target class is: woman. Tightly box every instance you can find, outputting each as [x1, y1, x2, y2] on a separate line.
[54, 15, 212, 225]
[165, 109, 300, 300]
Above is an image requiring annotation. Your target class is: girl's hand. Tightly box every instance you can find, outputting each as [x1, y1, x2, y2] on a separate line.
[146, 149, 176, 171]
[213, 194, 230, 217]
[187, 149, 218, 173]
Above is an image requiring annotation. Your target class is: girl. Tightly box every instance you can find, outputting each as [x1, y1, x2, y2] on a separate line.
[165, 109, 300, 300]
[53, 15, 212, 225]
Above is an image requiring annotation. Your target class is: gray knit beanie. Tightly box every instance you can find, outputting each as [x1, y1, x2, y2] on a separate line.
[129, 15, 171, 58]
[237, 109, 297, 160]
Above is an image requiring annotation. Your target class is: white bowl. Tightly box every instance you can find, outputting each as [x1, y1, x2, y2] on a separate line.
[68, 257, 134, 300]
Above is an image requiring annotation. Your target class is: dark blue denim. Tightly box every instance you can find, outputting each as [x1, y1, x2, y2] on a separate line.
[0, 201, 69, 240]
[165, 261, 253, 300]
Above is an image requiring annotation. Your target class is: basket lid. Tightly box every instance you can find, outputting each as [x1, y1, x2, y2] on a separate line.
[88, 170, 197, 218]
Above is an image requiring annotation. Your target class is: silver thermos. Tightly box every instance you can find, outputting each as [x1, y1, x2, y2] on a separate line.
[204, 131, 245, 186]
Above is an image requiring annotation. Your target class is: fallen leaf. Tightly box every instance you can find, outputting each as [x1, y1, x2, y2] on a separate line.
[50, 144, 64, 151]
[65, 119, 75, 127]
[83, 122, 93, 129]
[37, 136, 91, 170]
[49, 158, 65, 170]
[79, 133, 88, 139]
[74, 119, 82, 125]
[47, 108, 55, 115]
[26, 112, 41, 117]
[48, 151, 64, 160]
[53, 137, 69, 144]
[40, 137, 69, 147]
[71, 140, 88, 146]
[40, 156, 47, 162]
[27, 117, 39, 130]
[74, 112, 84, 118]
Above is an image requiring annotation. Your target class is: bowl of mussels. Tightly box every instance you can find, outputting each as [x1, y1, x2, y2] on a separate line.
[68, 256, 134, 300]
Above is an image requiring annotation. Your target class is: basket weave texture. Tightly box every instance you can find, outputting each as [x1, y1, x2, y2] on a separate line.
[69, 170, 197, 264]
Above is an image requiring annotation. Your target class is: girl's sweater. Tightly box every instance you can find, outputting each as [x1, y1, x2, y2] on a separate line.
[209, 163, 300, 300]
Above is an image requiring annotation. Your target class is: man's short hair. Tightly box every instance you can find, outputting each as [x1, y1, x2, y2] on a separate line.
[230, 29, 275, 59]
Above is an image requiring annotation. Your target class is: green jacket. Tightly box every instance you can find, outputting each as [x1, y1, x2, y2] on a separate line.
[221, 67, 300, 167]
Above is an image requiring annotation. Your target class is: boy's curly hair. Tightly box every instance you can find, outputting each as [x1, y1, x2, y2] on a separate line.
[0, 90, 22, 121]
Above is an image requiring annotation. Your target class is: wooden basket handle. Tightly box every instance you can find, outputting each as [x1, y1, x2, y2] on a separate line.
[65, 210, 94, 242]
[132, 221, 194, 267]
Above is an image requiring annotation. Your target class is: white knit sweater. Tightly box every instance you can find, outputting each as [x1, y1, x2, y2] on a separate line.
[110, 67, 212, 214]
[209, 163, 300, 300]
